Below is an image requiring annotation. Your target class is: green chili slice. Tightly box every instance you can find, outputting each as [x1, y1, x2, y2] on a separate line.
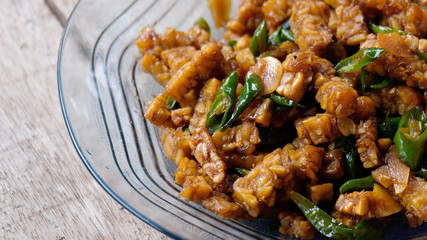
[378, 113, 401, 139]
[335, 47, 386, 75]
[265, 92, 305, 108]
[184, 127, 192, 136]
[360, 67, 369, 92]
[393, 107, 427, 170]
[368, 21, 410, 35]
[269, 26, 284, 46]
[281, 18, 291, 29]
[228, 40, 237, 48]
[370, 78, 398, 89]
[206, 71, 238, 134]
[235, 168, 249, 177]
[416, 159, 427, 179]
[415, 169, 427, 179]
[361, 67, 397, 92]
[281, 29, 295, 42]
[269, 19, 294, 45]
[198, 17, 210, 35]
[289, 190, 384, 240]
[166, 96, 180, 110]
[339, 175, 375, 193]
[219, 74, 263, 132]
[335, 135, 358, 179]
[274, 104, 290, 111]
[250, 20, 269, 57]
[416, 51, 427, 62]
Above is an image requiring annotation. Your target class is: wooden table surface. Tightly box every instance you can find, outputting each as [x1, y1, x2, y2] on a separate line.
[0, 0, 169, 239]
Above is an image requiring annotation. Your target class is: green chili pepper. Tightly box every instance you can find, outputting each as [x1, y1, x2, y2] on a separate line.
[368, 21, 410, 35]
[219, 74, 263, 132]
[289, 190, 384, 240]
[274, 104, 290, 111]
[361, 67, 397, 92]
[335, 48, 386, 75]
[352, 219, 385, 240]
[166, 96, 180, 110]
[393, 107, 427, 170]
[269, 19, 294, 45]
[269, 27, 283, 46]
[335, 135, 358, 179]
[235, 167, 249, 177]
[206, 71, 238, 134]
[259, 51, 272, 58]
[423, 6, 427, 10]
[360, 67, 370, 93]
[378, 113, 401, 139]
[250, 20, 269, 57]
[281, 18, 291, 29]
[370, 78, 398, 89]
[416, 159, 427, 178]
[416, 51, 427, 62]
[228, 40, 237, 48]
[360, 67, 369, 92]
[265, 92, 305, 108]
[198, 17, 210, 35]
[281, 29, 294, 42]
[339, 175, 375, 193]
[415, 169, 427, 179]
[184, 127, 192, 136]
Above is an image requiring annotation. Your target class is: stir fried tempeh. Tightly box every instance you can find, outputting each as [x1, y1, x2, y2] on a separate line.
[138, 0, 427, 239]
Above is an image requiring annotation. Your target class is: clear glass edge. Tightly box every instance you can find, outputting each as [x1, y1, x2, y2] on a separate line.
[56, 2, 183, 239]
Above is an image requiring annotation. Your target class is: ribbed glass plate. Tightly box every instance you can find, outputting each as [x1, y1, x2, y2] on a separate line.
[58, 0, 427, 239]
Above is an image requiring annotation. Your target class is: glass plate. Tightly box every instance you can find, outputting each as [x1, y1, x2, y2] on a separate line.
[58, 0, 427, 239]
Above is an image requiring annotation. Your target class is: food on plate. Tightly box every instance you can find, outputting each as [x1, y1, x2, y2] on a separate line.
[136, 0, 427, 239]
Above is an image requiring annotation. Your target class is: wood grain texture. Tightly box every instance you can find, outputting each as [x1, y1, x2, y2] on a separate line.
[45, 0, 78, 26]
[0, 0, 169, 239]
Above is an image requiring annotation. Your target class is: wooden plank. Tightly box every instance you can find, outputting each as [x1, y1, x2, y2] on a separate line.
[45, 0, 79, 26]
[0, 0, 169, 239]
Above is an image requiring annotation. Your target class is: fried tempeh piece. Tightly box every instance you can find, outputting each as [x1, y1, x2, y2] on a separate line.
[355, 117, 381, 168]
[295, 113, 340, 145]
[352, 96, 376, 121]
[320, 143, 344, 180]
[212, 121, 261, 154]
[285, 143, 324, 182]
[202, 194, 244, 219]
[373, 148, 427, 221]
[262, 0, 294, 30]
[161, 46, 197, 75]
[290, 0, 333, 56]
[144, 92, 174, 127]
[277, 51, 335, 102]
[334, 184, 402, 219]
[226, 0, 266, 36]
[379, 2, 427, 38]
[278, 211, 315, 239]
[361, 33, 427, 89]
[159, 126, 194, 165]
[166, 42, 224, 107]
[189, 78, 227, 184]
[315, 78, 359, 118]
[233, 148, 292, 217]
[367, 85, 423, 115]
[335, 3, 369, 45]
